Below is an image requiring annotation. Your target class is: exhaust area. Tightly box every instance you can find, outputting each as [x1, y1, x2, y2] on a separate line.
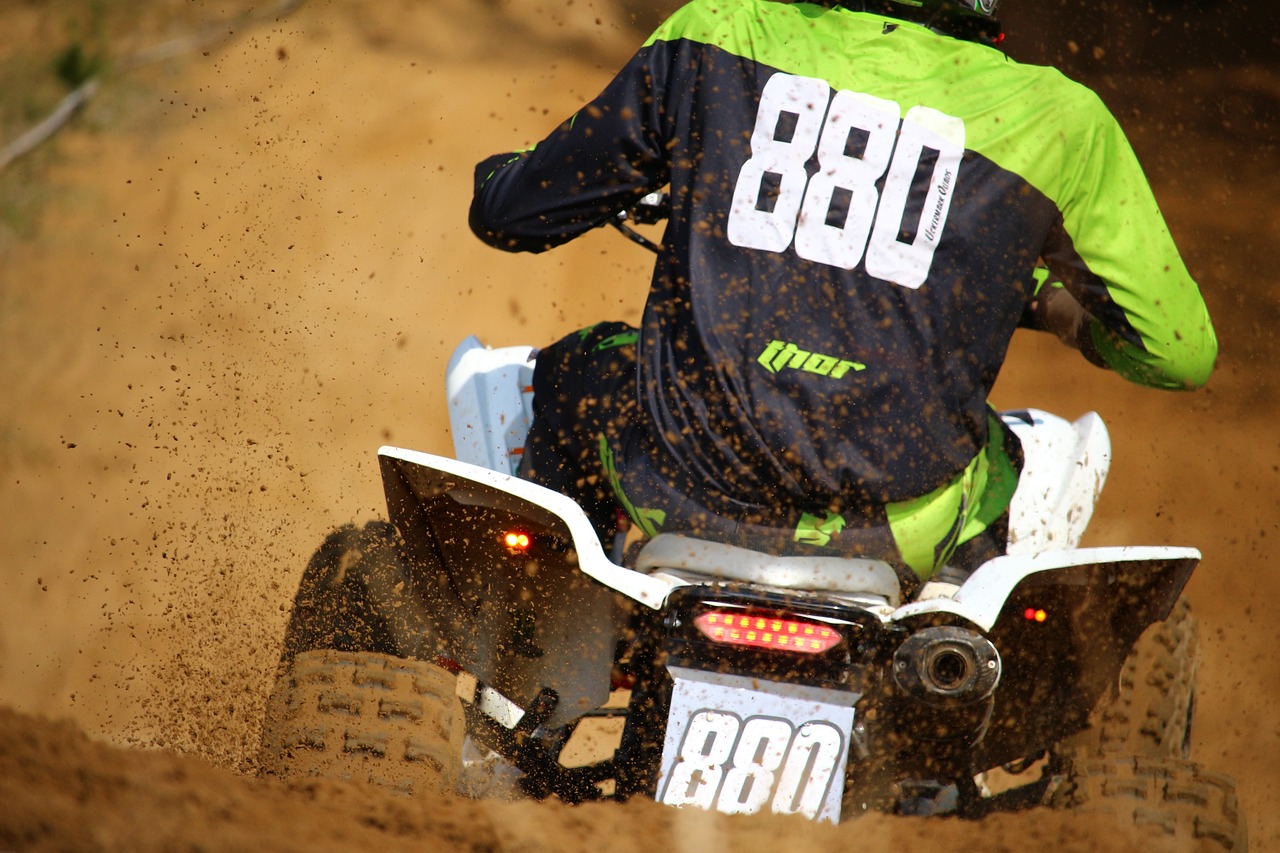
[893, 626, 1001, 706]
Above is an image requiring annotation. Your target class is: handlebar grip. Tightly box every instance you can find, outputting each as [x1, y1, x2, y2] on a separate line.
[624, 191, 669, 225]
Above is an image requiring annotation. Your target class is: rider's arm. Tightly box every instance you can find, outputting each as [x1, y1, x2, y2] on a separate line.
[1040, 91, 1216, 390]
[469, 45, 673, 254]
[1023, 270, 1107, 367]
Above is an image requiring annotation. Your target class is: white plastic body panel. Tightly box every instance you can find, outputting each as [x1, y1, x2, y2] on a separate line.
[890, 545, 1199, 631]
[1002, 409, 1111, 554]
[377, 446, 1198, 629]
[378, 446, 678, 610]
[446, 335, 535, 476]
[634, 534, 902, 607]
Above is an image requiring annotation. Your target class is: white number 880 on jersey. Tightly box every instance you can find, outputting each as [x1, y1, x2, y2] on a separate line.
[727, 72, 965, 290]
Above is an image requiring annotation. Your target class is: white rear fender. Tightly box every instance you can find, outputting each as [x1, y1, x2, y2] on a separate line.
[892, 545, 1199, 632]
[378, 448, 681, 727]
[378, 447, 677, 610]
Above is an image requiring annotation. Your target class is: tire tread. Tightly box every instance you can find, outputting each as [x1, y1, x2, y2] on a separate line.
[260, 649, 460, 794]
[1052, 756, 1247, 852]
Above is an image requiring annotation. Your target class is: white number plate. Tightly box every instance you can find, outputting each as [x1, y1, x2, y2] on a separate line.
[656, 666, 859, 823]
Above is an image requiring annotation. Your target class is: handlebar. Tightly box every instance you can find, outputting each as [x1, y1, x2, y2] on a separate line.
[610, 191, 669, 253]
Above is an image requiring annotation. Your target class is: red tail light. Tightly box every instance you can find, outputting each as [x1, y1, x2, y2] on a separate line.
[694, 610, 844, 654]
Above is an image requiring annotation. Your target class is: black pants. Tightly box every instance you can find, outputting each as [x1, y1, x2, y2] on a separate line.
[518, 322, 640, 545]
[518, 322, 1011, 580]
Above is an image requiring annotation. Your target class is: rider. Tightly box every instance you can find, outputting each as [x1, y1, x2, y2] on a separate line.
[468, 0, 1216, 587]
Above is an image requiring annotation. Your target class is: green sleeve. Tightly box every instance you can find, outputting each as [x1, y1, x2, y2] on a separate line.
[1044, 88, 1217, 390]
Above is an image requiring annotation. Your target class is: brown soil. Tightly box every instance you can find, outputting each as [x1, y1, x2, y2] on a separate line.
[1, 1, 1276, 849]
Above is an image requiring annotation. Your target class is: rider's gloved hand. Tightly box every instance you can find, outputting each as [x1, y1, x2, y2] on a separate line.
[1025, 272, 1108, 368]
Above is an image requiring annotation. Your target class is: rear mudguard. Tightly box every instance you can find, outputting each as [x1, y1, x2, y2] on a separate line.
[378, 447, 1198, 735]
[379, 447, 655, 729]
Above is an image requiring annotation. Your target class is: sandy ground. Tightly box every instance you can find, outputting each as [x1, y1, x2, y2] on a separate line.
[0, 0, 1275, 849]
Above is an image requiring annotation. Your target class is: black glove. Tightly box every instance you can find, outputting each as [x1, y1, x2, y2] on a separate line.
[1027, 281, 1107, 368]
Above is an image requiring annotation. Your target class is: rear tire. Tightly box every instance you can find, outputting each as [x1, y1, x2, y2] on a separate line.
[1067, 597, 1198, 761]
[1044, 601, 1246, 849]
[1050, 756, 1247, 851]
[259, 649, 462, 795]
[280, 521, 443, 665]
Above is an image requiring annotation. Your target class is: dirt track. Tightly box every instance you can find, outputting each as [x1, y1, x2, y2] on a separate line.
[0, 1, 1276, 849]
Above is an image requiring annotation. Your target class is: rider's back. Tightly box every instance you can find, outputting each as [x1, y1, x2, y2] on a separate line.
[470, 0, 1215, 516]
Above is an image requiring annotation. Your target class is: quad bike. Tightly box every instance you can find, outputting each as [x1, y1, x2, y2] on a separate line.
[259, 200, 1246, 849]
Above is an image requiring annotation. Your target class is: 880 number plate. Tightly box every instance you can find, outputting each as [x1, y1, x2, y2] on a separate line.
[656, 667, 859, 823]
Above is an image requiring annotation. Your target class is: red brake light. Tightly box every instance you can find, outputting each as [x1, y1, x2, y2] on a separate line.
[694, 610, 843, 654]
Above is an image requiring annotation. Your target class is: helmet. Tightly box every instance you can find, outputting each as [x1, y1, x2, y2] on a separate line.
[963, 0, 1000, 16]
[887, 0, 1001, 16]
[849, 0, 1003, 43]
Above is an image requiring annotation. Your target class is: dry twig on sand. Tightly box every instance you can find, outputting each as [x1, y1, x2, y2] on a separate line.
[0, 0, 306, 173]
[0, 80, 100, 171]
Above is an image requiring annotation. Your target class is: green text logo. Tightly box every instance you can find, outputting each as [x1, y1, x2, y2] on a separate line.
[757, 340, 865, 378]
[795, 511, 847, 548]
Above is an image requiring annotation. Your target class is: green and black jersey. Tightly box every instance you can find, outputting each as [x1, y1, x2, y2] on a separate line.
[470, 0, 1216, 511]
